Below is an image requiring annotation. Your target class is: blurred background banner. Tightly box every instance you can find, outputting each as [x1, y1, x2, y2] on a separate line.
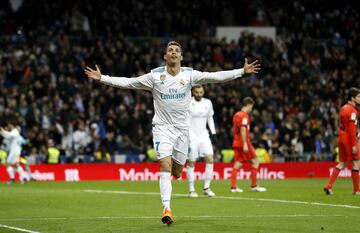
[0, 162, 344, 182]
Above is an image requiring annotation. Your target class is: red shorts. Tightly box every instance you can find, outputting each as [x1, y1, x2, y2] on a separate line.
[338, 142, 360, 162]
[233, 145, 256, 162]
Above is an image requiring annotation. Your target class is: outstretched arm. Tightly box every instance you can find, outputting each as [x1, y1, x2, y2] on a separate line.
[192, 58, 260, 85]
[84, 65, 153, 91]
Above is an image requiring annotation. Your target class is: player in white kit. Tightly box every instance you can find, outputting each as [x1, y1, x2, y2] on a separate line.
[84, 41, 261, 225]
[187, 85, 217, 197]
[0, 122, 26, 184]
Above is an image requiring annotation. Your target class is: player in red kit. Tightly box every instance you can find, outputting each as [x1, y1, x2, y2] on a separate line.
[324, 87, 360, 195]
[230, 97, 266, 192]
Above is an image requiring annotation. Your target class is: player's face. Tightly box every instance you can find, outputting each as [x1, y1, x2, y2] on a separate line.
[353, 94, 360, 110]
[193, 87, 204, 101]
[164, 45, 182, 66]
[354, 93, 360, 105]
[247, 104, 254, 113]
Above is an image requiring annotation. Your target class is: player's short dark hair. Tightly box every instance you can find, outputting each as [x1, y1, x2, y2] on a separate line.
[347, 87, 360, 100]
[192, 84, 203, 89]
[242, 97, 255, 106]
[191, 84, 204, 94]
[165, 41, 182, 53]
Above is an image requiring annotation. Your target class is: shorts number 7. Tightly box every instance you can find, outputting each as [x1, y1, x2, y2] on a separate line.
[155, 141, 160, 151]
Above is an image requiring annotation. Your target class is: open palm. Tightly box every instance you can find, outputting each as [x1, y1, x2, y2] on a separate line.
[243, 58, 261, 74]
[84, 65, 102, 80]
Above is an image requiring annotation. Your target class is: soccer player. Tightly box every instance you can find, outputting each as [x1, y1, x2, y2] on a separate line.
[187, 85, 216, 198]
[324, 87, 360, 195]
[84, 41, 260, 225]
[230, 97, 266, 193]
[0, 123, 26, 184]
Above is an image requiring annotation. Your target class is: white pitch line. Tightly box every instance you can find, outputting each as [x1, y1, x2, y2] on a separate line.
[83, 189, 189, 197]
[0, 223, 41, 233]
[0, 214, 343, 222]
[83, 189, 360, 209]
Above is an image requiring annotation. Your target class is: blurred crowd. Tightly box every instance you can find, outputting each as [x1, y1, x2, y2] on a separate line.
[0, 0, 359, 163]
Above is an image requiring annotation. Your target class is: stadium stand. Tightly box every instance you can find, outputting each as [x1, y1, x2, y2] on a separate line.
[0, 1, 359, 163]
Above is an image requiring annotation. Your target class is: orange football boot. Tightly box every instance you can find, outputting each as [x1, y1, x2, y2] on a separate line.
[161, 208, 173, 225]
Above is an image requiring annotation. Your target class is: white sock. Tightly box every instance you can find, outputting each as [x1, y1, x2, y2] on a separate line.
[17, 166, 25, 181]
[25, 165, 32, 181]
[7, 166, 15, 179]
[159, 172, 171, 210]
[204, 163, 214, 190]
[187, 166, 195, 192]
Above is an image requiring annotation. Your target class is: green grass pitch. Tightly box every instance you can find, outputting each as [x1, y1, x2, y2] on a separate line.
[0, 178, 359, 233]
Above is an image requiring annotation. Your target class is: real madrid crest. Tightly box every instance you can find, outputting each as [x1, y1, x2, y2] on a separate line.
[160, 74, 166, 84]
[179, 79, 185, 86]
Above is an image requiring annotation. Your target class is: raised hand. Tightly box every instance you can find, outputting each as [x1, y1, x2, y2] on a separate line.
[243, 58, 261, 74]
[84, 65, 102, 81]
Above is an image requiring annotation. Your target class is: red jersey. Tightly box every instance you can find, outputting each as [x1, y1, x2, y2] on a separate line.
[338, 104, 358, 146]
[232, 111, 251, 148]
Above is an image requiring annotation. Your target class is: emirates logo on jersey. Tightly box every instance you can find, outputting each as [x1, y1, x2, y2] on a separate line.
[179, 79, 185, 86]
[160, 74, 166, 84]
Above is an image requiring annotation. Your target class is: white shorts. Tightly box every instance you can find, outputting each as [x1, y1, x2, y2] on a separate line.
[152, 124, 189, 165]
[7, 149, 21, 164]
[188, 133, 214, 162]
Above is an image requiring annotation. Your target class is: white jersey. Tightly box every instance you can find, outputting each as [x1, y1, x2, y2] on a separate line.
[100, 66, 244, 129]
[189, 97, 216, 137]
[0, 128, 23, 157]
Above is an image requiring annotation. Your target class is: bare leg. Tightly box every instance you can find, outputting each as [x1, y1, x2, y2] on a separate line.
[171, 159, 184, 178]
